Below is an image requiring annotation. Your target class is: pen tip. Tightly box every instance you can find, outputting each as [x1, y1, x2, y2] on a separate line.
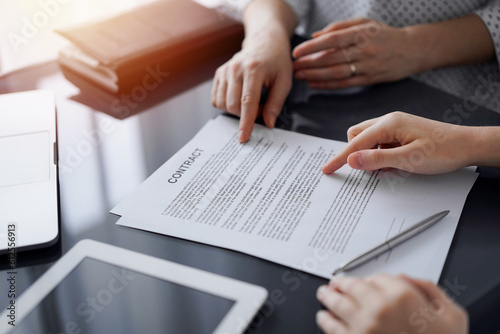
[332, 268, 342, 276]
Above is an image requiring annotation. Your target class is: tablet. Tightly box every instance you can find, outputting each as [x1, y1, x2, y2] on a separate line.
[0, 240, 268, 334]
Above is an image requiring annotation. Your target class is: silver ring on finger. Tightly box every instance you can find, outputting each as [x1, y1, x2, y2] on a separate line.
[349, 63, 357, 77]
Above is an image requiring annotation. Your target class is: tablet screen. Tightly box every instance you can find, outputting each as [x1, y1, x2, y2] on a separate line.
[11, 258, 235, 334]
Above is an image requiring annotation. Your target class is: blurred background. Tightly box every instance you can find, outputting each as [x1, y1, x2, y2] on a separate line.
[0, 0, 156, 74]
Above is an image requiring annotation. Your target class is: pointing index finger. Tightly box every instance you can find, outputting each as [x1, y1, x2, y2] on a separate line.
[322, 119, 388, 173]
[239, 72, 264, 143]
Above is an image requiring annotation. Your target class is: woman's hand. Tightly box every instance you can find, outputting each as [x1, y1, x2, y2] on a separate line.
[211, 0, 297, 143]
[316, 274, 468, 334]
[322, 112, 478, 175]
[293, 14, 495, 91]
[211, 32, 293, 142]
[292, 18, 421, 90]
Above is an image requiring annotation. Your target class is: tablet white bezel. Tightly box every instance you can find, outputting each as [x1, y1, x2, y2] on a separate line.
[0, 239, 267, 334]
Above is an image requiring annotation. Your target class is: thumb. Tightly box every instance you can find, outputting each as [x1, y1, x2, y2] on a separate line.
[346, 148, 395, 171]
[347, 144, 418, 171]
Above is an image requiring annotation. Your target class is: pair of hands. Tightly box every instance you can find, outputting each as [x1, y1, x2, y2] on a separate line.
[212, 18, 418, 143]
[318, 112, 473, 331]
[316, 274, 468, 334]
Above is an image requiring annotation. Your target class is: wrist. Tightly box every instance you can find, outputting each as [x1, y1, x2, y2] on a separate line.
[243, 24, 291, 50]
[402, 24, 438, 73]
[402, 15, 495, 73]
[465, 126, 500, 167]
[242, 0, 296, 49]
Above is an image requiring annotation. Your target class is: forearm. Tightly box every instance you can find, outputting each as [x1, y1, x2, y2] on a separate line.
[467, 126, 500, 168]
[405, 14, 495, 73]
[242, 0, 297, 47]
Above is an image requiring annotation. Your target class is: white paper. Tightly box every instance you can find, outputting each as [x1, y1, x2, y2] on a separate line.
[112, 115, 478, 282]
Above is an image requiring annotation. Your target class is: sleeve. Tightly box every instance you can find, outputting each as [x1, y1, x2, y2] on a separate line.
[282, 0, 313, 36]
[192, 0, 253, 21]
[475, 0, 500, 69]
[194, 0, 313, 35]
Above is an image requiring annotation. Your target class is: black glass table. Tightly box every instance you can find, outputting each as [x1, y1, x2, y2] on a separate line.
[1, 60, 499, 333]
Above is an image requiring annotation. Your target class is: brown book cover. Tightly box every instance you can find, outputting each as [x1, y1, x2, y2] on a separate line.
[57, 0, 243, 93]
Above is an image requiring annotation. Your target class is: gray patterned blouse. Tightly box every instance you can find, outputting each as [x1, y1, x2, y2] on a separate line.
[202, 0, 500, 114]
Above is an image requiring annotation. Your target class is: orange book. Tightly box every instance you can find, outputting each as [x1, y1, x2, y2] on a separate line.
[57, 0, 243, 93]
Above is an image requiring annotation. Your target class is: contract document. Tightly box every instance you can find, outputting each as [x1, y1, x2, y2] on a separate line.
[112, 115, 478, 282]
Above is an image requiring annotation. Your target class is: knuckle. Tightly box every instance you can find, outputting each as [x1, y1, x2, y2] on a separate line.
[347, 125, 359, 138]
[267, 104, 282, 115]
[215, 65, 227, 77]
[365, 21, 382, 36]
[229, 62, 241, 76]
[391, 110, 405, 117]
[244, 59, 263, 72]
[383, 111, 400, 123]
[241, 94, 258, 106]
[385, 111, 405, 124]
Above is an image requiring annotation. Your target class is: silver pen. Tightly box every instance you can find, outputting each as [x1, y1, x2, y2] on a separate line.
[332, 210, 450, 276]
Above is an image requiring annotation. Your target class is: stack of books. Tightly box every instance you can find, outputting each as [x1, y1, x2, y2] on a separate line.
[57, 0, 244, 94]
